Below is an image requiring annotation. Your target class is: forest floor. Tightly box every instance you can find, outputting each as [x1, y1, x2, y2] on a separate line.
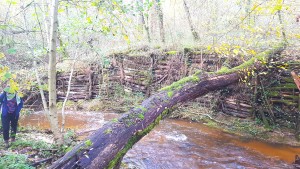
[0, 128, 77, 168]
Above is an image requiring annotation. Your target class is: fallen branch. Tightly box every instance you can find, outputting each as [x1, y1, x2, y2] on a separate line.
[31, 157, 53, 167]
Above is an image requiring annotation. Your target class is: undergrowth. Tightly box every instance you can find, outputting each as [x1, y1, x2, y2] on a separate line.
[0, 130, 77, 169]
[0, 153, 34, 169]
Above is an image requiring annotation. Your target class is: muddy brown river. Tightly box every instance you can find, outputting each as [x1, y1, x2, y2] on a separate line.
[20, 111, 298, 169]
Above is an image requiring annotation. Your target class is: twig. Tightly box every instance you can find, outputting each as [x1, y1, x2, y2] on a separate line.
[31, 157, 53, 167]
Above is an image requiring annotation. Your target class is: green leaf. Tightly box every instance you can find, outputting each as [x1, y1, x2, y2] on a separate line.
[86, 17, 92, 24]
[7, 48, 16, 55]
[102, 57, 110, 67]
[6, 0, 18, 5]
[91, 2, 98, 6]
[271, 0, 283, 14]
[102, 26, 110, 33]
[4, 72, 12, 79]
[85, 140, 92, 146]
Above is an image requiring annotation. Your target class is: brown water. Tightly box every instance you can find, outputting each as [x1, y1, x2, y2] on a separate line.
[20, 111, 118, 133]
[20, 112, 298, 168]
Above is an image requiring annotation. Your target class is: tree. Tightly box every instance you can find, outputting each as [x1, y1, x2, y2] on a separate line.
[154, 0, 165, 43]
[21, 1, 48, 112]
[137, 0, 151, 43]
[48, 0, 63, 144]
[183, 0, 200, 41]
[60, 49, 80, 133]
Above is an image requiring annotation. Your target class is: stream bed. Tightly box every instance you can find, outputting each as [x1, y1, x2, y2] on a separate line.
[20, 111, 298, 168]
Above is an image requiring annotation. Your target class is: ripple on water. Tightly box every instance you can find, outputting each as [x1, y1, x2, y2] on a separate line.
[122, 119, 295, 169]
[165, 131, 187, 142]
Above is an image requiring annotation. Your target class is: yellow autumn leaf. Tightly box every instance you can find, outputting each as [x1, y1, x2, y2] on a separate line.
[86, 17, 92, 24]
[18, 92, 24, 97]
[58, 8, 65, 13]
[91, 2, 98, 6]
[207, 45, 212, 51]
[6, 0, 17, 5]
[233, 49, 239, 55]
[234, 45, 241, 49]
[124, 35, 130, 44]
[276, 29, 281, 37]
[9, 79, 18, 87]
[3, 66, 9, 71]
[0, 52, 4, 59]
[248, 50, 257, 55]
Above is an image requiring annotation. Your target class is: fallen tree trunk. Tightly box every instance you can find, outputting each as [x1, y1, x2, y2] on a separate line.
[50, 44, 285, 169]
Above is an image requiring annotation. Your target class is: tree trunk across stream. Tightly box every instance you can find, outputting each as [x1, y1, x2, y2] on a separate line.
[49, 44, 286, 168]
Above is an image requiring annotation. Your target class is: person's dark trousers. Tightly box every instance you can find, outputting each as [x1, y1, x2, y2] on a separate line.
[1, 113, 18, 141]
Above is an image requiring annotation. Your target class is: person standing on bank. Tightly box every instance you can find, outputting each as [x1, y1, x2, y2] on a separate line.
[0, 86, 23, 148]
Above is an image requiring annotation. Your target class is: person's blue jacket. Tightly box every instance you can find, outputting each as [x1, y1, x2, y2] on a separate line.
[0, 92, 23, 118]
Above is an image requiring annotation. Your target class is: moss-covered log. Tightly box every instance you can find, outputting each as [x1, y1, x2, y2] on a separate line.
[50, 44, 285, 169]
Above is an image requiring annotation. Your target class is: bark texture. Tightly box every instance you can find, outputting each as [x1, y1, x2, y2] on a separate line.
[48, 0, 62, 143]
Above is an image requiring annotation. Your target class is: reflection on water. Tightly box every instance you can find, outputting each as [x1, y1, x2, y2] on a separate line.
[20, 112, 298, 168]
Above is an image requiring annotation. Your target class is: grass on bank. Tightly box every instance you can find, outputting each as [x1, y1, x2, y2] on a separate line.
[0, 136, 52, 169]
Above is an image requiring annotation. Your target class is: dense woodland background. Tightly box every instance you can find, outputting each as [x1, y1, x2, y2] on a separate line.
[1, 0, 299, 121]
[1, 0, 299, 70]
